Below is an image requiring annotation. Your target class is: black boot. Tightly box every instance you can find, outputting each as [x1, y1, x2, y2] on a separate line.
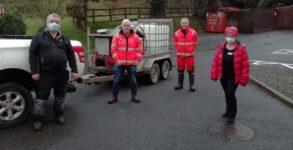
[174, 72, 184, 90]
[131, 91, 141, 103]
[32, 115, 43, 131]
[55, 115, 66, 125]
[222, 112, 229, 118]
[33, 121, 42, 131]
[188, 72, 196, 92]
[108, 95, 118, 104]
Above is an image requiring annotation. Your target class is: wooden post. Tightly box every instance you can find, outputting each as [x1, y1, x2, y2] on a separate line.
[109, 9, 112, 21]
[125, 8, 127, 19]
[92, 10, 95, 23]
[138, 8, 140, 19]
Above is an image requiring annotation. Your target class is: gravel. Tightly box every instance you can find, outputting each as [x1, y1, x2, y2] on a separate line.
[250, 64, 293, 100]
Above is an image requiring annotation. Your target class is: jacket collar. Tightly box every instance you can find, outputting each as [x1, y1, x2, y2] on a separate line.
[43, 28, 63, 39]
[219, 41, 243, 51]
[179, 27, 191, 33]
[119, 29, 134, 36]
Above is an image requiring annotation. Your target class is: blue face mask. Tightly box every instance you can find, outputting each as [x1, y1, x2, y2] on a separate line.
[47, 23, 59, 32]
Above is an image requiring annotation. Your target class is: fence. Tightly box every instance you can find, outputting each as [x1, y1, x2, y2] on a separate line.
[226, 9, 276, 33]
[276, 5, 293, 29]
[87, 7, 193, 22]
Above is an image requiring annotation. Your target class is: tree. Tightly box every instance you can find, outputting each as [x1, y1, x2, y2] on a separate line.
[4, 0, 71, 26]
[72, 0, 88, 29]
[192, 0, 219, 17]
[149, 0, 167, 18]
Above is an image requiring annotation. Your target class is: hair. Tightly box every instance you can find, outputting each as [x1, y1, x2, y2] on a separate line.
[181, 17, 189, 24]
[121, 19, 131, 25]
[46, 13, 61, 23]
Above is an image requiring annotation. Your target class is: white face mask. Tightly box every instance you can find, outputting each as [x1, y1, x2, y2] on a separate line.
[226, 37, 236, 44]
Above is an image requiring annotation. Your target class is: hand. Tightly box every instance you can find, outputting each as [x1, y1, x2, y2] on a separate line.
[70, 72, 78, 80]
[32, 74, 40, 81]
[115, 61, 122, 66]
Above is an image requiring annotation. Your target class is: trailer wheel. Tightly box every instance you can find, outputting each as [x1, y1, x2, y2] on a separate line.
[160, 60, 170, 80]
[149, 63, 160, 84]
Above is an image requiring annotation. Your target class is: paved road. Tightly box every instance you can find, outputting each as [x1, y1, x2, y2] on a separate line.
[0, 30, 293, 150]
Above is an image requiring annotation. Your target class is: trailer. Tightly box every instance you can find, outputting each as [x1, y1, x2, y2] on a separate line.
[80, 19, 174, 84]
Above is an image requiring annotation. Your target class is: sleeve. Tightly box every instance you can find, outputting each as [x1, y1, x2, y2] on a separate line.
[192, 31, 198, 51]
[111, 35, 119, 63]
[240, 47, 250, 86]
[136, 36, 143, 63]
[211, 49, 219, 80]
[29, 35, 40, 74]
[65, 38, 78, 73]
[173, 31, 179, 51]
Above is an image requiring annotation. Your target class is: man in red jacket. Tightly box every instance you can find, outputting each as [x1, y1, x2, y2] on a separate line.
[174, 17, 198, 92]
[108, 19, 144, 104]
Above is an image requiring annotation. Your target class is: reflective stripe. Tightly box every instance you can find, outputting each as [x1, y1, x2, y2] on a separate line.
[111, 45, 117, 49]
[137, 53, 142, 57]
[117, 47, 142, 51]
[177, 52, 194, 57]
[112, 53, 118, 57]
[118, 60, 137, 63]
[175, 42, 198, 45]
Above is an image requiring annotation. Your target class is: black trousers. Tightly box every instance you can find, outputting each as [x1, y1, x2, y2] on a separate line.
[36, 70, 69, 100]
[34, 70, 69, 118]
[220, 75, 239, 119]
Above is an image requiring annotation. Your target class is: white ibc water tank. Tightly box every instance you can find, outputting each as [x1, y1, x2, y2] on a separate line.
[139, 24, 170, 54]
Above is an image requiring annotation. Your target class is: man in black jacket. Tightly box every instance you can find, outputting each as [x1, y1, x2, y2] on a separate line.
[29, 13, 78, 131]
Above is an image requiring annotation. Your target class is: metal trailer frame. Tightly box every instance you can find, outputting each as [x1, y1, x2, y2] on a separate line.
[81, 19, 174, 84]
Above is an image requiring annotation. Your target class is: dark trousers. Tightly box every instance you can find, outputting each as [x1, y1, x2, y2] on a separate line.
[112, 65, 137, 96]
[34, 70, 69, 119]
[220, 75, 239, 119]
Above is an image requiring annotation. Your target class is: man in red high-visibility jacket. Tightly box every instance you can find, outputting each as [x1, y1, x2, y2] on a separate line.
[108, 19, 144, 104]
[174, 17, 198, 92]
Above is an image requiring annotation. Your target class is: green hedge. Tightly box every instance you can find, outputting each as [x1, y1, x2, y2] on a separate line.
[0, 11, 26, 35]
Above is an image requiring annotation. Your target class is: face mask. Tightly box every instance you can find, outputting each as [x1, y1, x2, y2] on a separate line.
[47, 23, 59, 32]
[226, 37, 236, 44]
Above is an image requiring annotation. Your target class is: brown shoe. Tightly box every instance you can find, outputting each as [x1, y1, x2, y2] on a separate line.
[56, 116, 66, 125]
[108, 96, 118, 104]
[131, 92, 141, 103]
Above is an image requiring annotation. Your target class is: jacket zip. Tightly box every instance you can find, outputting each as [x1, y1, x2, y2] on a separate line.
[52, 38, 56, 69]
[126, 35, 128, 64]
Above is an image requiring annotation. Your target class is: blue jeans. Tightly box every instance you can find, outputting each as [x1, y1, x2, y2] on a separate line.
[112, 65, 137, 96]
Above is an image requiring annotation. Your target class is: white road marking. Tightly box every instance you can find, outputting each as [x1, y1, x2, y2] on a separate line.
[250, 60, 293, 69]
[272, 49, 293, 55]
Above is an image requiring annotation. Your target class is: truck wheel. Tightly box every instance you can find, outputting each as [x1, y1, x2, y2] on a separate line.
[160, 60, 170, 80]
[0, 83, 33, 128]
[149, 63, 160, 84]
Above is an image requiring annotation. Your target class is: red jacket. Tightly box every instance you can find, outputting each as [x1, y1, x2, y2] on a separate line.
[174, 27, 198, 57]
[211, 42, 250, 86]
[111, 30, 143, 66]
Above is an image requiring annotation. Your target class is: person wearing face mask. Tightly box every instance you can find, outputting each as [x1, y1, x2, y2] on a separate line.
[174, 17, 198, 92]
[210, 26, 250, 123]
[108, 19, 144, 104]
[29, 13, 78, 131]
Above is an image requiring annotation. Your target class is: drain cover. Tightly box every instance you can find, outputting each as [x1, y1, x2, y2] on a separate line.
[208, 122, 255, 142]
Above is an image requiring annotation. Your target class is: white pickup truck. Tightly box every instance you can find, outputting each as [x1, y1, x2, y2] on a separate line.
[0, 35, 85, 128]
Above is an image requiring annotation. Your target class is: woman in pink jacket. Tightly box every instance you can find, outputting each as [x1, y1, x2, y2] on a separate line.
[211, 27, 250, 123]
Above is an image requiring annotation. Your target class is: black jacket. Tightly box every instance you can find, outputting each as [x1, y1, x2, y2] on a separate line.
[29, 31, 77, 74]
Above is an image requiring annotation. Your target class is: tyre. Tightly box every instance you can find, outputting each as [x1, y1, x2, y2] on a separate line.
[149, 63, 160, 84]
[0, 83, 33, 128]
[160, 60, 170, 80]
